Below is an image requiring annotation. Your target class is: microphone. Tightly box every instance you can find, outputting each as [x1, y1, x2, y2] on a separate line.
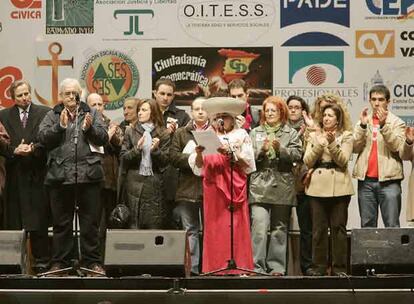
[75, 93, 81, 104]
[217, 118, 224, 127]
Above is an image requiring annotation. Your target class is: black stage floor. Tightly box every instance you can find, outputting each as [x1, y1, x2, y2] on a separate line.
[1, 275, 414, 304]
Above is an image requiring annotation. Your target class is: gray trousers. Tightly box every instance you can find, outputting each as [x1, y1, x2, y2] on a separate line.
[251, 204, 292, 275]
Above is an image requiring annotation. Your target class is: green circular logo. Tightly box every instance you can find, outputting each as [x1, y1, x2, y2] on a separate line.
[80, 50, 139, 110]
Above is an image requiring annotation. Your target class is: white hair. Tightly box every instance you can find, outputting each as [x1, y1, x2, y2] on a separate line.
[59, 78, 82, 94]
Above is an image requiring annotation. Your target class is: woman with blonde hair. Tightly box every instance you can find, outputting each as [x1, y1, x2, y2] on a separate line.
[249, 96, 302, 275]
[305, 94, 353, 133]
[304, 102, 354, 276]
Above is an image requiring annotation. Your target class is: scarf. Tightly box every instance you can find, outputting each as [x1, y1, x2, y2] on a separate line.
[288, 118, 304, 133]
[263, 122, 281, 160]
[139, 122, 155, 176]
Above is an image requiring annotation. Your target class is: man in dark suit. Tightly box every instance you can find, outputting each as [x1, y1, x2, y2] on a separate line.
[0, 80, 50, 274]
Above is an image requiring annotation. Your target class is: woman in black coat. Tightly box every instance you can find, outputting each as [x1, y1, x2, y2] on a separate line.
[120, 99, 170, 229]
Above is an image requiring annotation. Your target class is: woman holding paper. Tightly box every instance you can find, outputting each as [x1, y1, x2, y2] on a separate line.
[189, 97, 255, 275]
[120, 99, 170, 229]
[249, 96, 302, 275]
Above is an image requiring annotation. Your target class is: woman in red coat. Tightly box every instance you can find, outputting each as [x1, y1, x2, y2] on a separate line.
[189, 97, 256, 275]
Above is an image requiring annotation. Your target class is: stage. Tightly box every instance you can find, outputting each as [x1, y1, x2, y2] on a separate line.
[1, 275, 414, 304]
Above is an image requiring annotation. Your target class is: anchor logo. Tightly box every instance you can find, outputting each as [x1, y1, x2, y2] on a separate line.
[35, 42, 74, 106]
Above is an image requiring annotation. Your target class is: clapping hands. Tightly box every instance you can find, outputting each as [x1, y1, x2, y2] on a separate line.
[406, 126, 414, 144]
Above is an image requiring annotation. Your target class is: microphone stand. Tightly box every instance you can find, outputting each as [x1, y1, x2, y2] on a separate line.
[39, 97, 104, 277]
[202, 124, 268, 276]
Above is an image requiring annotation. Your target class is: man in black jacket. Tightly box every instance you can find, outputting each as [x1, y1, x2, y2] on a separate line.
[153, 79, 190, 227]
[39, 78, 108, 276]
[0, 80, 50, 274]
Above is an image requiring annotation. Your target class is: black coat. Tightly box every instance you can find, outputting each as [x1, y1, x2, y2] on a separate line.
[120, 123, 170, 228]
[39, 102, 108, 185]
[169, 122, 203, 204]
[0, 104, 50, 231]
[161, 103, 190, 202]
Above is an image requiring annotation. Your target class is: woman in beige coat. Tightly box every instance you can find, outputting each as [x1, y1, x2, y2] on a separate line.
[303, 103, 354, 276]
[402, 127, 414, 222]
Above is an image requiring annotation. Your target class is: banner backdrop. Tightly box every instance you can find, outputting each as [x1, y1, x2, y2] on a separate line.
[0, 0, 413, 227]
[152, 47, 272, 105]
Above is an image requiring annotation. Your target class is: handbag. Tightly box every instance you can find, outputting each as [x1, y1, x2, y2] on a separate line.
[302, 168, 315, 189]
[109, 158, 130, 228]
[109, 204, 130, 229]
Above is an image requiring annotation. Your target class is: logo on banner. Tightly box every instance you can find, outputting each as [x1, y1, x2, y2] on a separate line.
[400, 31, 414, 56]
[46, 0, 94, 34]
[365, 0, 414, 19]
[280, 0, 350, 46]
[10, 0, 41, 20]
[393, 82, 414, 124]
[80, 50, 139, 110]
[289, 51, 344, 86]
[35, 42, 74, 107]
[356, 30, 395, 58]
[0, 66, 23, 108]
[113, 9, 154, 36]
[218, 49, 260, 83]
[362, 70, 390, 102]
[281, 0, 350, 28]
[282, 32, 348, 47]
[178, 0, 275, 46]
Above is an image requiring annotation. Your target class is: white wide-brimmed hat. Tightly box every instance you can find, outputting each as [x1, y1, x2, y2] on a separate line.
[202, 97, 246, 117]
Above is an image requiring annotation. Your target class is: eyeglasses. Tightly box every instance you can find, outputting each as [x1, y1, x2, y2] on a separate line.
[63, 91, 79, 97]
[265, 108, 280, 113]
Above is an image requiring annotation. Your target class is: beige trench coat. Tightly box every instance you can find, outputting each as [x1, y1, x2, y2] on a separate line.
[304, 131, 354, 197]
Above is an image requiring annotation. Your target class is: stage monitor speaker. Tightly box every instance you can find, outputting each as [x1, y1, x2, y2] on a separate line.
[351, 228, 414, 275]
[0, 230, 25, 274]
[104, 230, 191, 277]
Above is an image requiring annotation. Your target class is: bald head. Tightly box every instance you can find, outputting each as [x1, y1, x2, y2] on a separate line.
[87, 93, 104, 114]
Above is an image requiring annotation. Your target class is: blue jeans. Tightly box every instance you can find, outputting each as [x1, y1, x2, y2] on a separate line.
[173, 201, 201, 274]
[358, 179, 401, 227]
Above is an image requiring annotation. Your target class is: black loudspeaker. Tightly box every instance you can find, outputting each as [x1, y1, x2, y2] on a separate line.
[351, 228, 414, 275]
[104, 230, 191, 277]
[0, 230, 25, 274]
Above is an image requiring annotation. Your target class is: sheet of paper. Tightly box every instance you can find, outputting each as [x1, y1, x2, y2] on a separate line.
[89, 142, 104, 154]
[182, 139, 197, 154]
[191, 129, 222, 155]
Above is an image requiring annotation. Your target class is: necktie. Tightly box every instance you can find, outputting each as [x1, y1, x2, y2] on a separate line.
[21, 111, 28, 128]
